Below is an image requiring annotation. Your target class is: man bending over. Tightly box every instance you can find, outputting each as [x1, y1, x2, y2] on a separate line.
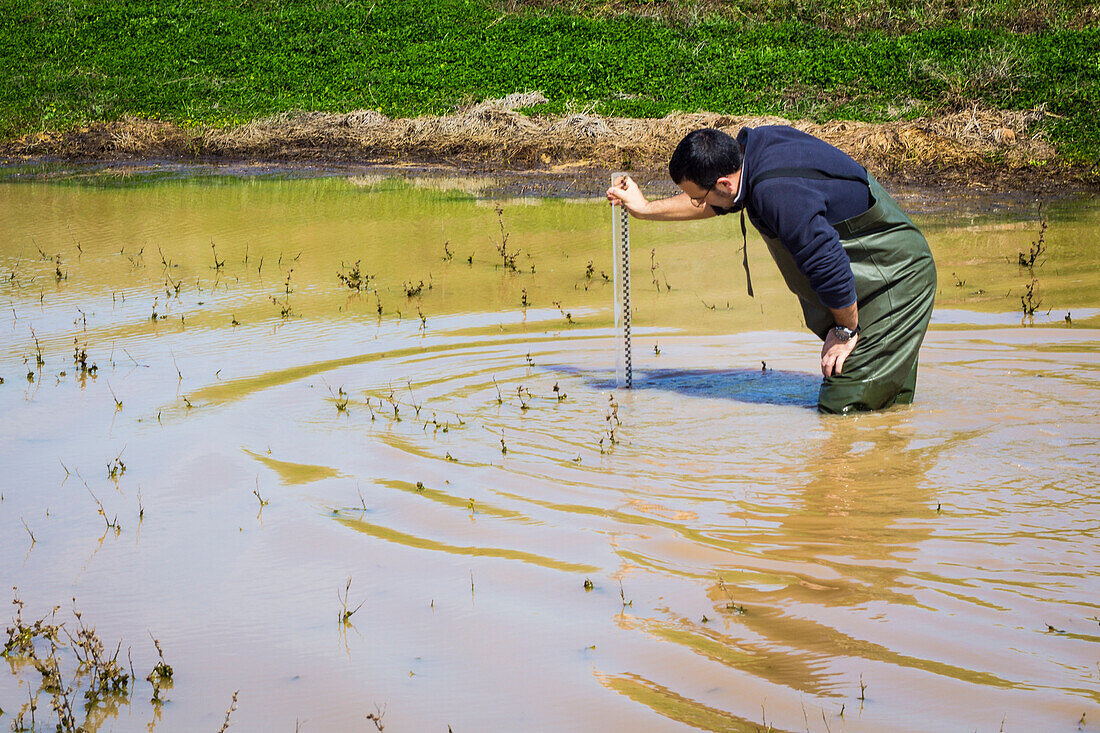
[607, 126, 937, 413]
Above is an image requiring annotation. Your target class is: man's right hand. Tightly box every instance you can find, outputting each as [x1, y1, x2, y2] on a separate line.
[606, 175, 649, 217]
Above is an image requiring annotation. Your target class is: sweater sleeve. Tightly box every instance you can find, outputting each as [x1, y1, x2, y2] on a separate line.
[752, 179, 857, 309]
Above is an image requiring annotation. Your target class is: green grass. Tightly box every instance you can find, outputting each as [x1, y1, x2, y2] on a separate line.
[497, 0, 1099, 33]
[0, 0, 1097, 165]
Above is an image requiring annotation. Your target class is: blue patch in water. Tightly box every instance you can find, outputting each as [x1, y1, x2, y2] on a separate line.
[552, 366, 820, 407]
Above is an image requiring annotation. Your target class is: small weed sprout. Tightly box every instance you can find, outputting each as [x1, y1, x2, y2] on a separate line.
[1021, 278, 1041, 317]
[367, 704, 386, 731]
[107, 380, 123, 411]
[2, 594, 60, 658]
[77, 468, 120, 533]
[217, 690, 239, 733]
[107, 449, 126, 481]
[406, 381, 423, 417]
[30, 327, 45, 367]
[494, 206, 521, 271]
[165, 272, 183, 297]
[323, 379, 350, 414]
[618, 579, 632, 608]
[157, 246, 174, 271]
[21, 517, 36, 546]
[73, 340, 98, 376]
[1019, 202, 1048, 320]
[272, 269, 295, 319]
[337, 260, 374, 291]
[211, 241, 225, 271]
[717, 575, 746, 614]
[385, 390, 400, 420]
[1019, 202, 1047, 270]
[599, 395, 621, 453]
[551, 300, 574, 325]
[146, 636, 174, 704]
[339, 578, 366, 624]
[88, 487, 120, 533]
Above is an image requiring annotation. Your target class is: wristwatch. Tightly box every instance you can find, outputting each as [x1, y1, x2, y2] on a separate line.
[833, 324, 860, 342]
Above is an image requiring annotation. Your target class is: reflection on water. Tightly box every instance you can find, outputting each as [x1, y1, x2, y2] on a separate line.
[933, 308, 1099, 326]
[0, 173, 1098, 732]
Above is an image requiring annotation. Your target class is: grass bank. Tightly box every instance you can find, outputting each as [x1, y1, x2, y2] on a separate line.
[498, 0, 1099, 32]
[1, 0, 1097, 179]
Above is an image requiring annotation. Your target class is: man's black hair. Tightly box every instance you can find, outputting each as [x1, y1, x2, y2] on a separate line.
[668, 128, 743, 188]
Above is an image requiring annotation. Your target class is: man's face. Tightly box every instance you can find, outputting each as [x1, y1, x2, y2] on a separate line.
[678, 174, 739, 210]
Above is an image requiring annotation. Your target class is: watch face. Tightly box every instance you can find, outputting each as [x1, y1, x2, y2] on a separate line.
[834, 326, 852, 342]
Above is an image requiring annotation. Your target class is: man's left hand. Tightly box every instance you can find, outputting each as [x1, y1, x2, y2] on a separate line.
[821, 329, 858, 378]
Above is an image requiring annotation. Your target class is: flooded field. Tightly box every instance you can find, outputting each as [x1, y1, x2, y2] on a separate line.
[1, 168, 1098, 732]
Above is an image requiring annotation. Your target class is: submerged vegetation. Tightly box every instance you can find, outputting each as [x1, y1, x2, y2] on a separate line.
[0, 0, 1097, 178]
[2, 594, 173, 732]
[1019, 202, 1050, 320]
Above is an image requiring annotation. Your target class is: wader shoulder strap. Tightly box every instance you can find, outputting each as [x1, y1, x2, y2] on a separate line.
[740, 209, 754, 298]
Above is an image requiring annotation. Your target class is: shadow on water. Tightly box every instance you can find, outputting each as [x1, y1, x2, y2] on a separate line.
[576, 367, 820, 407]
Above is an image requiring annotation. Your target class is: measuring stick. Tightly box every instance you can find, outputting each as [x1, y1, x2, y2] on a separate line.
[611, 173, 632, 389]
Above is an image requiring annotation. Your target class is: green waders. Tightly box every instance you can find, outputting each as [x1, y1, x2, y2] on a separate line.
[756, 173, 937, 413]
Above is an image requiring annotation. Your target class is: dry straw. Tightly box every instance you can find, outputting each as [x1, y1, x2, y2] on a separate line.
[3, 93, 1057, 182]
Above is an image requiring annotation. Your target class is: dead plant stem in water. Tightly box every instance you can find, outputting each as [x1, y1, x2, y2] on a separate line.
[339, 577, 366, 624]
[218, 690, 240, 732]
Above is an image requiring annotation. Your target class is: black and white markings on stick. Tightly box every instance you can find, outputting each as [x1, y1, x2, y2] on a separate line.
[612, 174, 633, 389]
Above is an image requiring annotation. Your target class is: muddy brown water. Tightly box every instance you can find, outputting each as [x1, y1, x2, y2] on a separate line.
[1, 171, 1098, 732]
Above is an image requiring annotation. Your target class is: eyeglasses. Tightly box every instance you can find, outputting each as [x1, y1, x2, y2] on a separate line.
[688, 186, 713, 208]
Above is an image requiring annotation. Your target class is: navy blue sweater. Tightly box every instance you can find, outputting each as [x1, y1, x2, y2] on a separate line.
[711, 126, 871, 309]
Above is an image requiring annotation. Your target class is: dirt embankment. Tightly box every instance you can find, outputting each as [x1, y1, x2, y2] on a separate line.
[1, 93, 1091, 192]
